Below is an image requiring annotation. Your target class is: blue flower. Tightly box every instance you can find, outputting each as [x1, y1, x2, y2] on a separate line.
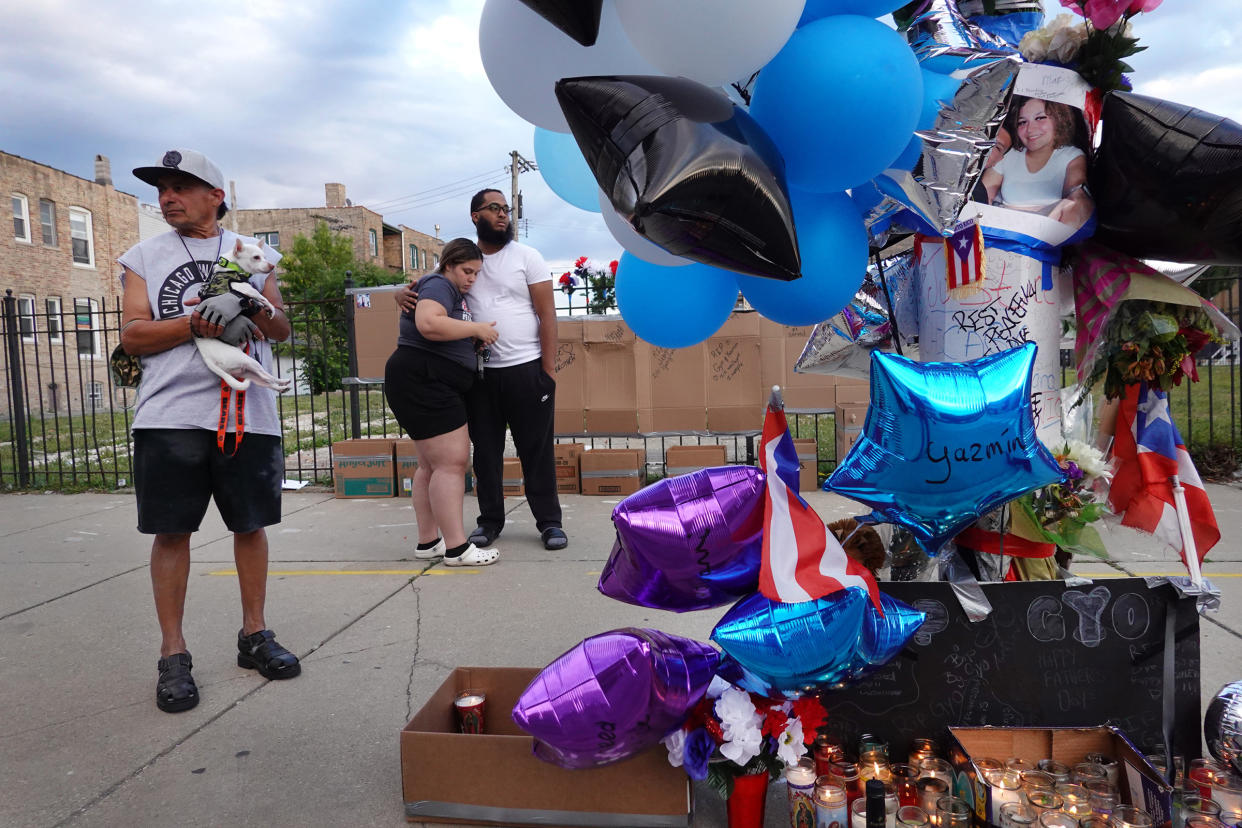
[683, 728, 715, 781]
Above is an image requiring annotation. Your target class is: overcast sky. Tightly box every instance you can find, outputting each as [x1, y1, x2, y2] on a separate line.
[2, 0, 1238, 268]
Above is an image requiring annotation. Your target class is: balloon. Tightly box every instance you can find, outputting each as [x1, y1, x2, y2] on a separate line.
[1090, 91, 1242, 265]
[514, 0, 601, 46]
[598, 191, 692, 267]
[736, 190, 867, 326]
[599, 465, 766, 612]
[903, 0, 1013, 73]
[876, 55, 1020, 234]
[793, 283, 910, 381]
[615, 255, 739, 348]
[1206, 680, 1242, 775]
[800, 0, 902, 24]
[479, 0, 654, 132]
[826, 344, 1065, 555]
[533, 127, 600, 212]
[749, 16, 923, 192]
[711, 588, 868, 697]
[512, 628, 720, 768]
[614, 0, 804, 88]
[844, 591, 927, 682]
[557, 74, 801, 281]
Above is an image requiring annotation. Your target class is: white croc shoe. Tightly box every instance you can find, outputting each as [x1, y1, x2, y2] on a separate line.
[443, 543, 500, 567]
[414, 538, 446, 560]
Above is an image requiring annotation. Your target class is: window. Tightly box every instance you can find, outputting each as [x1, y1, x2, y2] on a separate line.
[69, 207, 94, 267]
[74, 298, 100, 357]
[409, 243, 417, 270]
[46, 297, 63, 344]
[368, 228, 378, 257]
[17, 294, 35, 342]
[254, 230, 279, 249]
[39, 199, 56, 246]
[87, 381, 104, 407]
[433, 253, 439, 268]
[12, 193, 30, 242]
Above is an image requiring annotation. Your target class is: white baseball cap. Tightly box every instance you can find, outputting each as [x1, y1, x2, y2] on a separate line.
[133, 149, 225, 191]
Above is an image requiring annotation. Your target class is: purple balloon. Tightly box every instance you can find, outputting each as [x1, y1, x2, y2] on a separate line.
[599, 466, 766, 612]
[513, 628, 720, 768]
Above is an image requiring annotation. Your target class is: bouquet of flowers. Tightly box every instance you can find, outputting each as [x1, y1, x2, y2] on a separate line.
[661, 677, 827, 798]
[562, 256, 619, 314]
[1019, 0, 1163, 92]
[1013, 439, 1112, 558]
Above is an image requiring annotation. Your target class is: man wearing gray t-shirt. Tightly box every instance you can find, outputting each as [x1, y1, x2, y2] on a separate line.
[119, 149, 300, 714]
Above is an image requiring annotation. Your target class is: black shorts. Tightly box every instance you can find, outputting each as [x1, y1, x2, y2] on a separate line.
[385, 345, 476, 439]
[133, 429, 283, 535]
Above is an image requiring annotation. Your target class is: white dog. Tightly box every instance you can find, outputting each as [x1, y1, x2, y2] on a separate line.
[194, 238, 292, 393]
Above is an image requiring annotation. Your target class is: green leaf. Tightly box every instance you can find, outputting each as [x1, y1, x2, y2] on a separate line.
[707, 765, 735, 800]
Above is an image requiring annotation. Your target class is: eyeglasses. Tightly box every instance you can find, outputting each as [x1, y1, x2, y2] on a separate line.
[478, 202, 510, 215]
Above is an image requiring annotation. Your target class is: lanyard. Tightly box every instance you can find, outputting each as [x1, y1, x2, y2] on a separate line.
[216, 343, 247, 457]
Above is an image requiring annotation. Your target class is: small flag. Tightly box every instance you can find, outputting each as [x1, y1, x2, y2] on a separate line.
[757, 388, 882, 609]
[1109, 382, 1219, 569]
[944, 221, 985, 296]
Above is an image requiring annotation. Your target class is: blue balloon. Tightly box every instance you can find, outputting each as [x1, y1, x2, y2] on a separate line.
[736, 189, 867, 326]
[533, 127, 600, 212]
[844, 592, 926, 682]
[615, 253, 738, 348]
[749, 16, 923, 192]
[826, 344, 1066, 555]
[799, 0, 902, 25]
[919, 67, 961, 129]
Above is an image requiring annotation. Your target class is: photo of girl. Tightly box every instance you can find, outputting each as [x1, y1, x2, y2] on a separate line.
[981, 95, 1094, 230]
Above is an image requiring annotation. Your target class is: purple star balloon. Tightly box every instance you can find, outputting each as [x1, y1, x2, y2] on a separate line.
[599, 466, 765, 612]
[513, 628, 719, 768]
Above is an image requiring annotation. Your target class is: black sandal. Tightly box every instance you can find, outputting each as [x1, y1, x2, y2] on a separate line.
[237, 629, 301, 680]
[156, 652, 199, 713]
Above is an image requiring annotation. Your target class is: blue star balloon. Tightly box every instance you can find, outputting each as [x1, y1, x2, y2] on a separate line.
[843, 592, 927, 684]
[826, 343, 1064, 555]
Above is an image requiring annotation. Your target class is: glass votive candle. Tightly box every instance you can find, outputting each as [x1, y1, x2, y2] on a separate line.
[1073, 763, 1108, 786]
[816, 734, 846, 776]
[1064, 800, 1094, 821]
[897, 805, 929, 828]
[831, 761, 864, 812]
[1080, 818, 1111, 828]
[975, 757, 1007, 785]
[861, 750, 893, 783]
[850, 793, 898, 828]
[1008, 759, 1038, 774]
[1213, 772, 1242, 816]
[1145, 754, 1172, 785]
[1056, 783, 1091, 811]
[936, 796, 972, 828]
[1027, 790, 1064, 818]
[815, 780, 848, 828]
[1111, 805, 1154, 828]
[1038, 760, 1073, 785]
[1189, 759, 1227, 799]
[860, 734, 891, 760]
[1185, 818, 1227, 828]
[909, 738, 939, 766]
[990, 770, 1026, 810]
[1002, 802, 1039, 828]
[891, 764, 921, 808]
[1084, 780, 1119, 819]
[918, 778, 950, 816]
[1181, 793, 1223, 828]
[920, 758, 954, 785]
[1084, 754, 1120, 787]
[1037, 812, 1078, 828]
[787, 758, 819, 826]
[1023, 771, 1057, 792]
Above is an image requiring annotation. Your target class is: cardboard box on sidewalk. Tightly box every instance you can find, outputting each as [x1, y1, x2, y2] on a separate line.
[332, 439, 395, 498]
[759, 318, 837, 412]
[705, 312, 764, 433]
[554, 443, 585, 494]
[394, 439, 418, 497]
[502, 457, 524, 497]
[792, 438, 818, 492]
[579, 448, 645, 496]
[554, 318, 586, 435]
[635, 341, 707, 434]
[582, 317, 638, 434]
[835, 404, 868, 460]
[401, 666, 691, 826]
[664, 444, 726, 477]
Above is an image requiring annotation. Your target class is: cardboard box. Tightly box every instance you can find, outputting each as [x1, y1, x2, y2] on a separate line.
[835, 404, 868, 461]
[346, 284, 404, 381]
[664, 444, 726, 477]
[580, 448, 644, 496]
[758, 319, 837, 412]
[705, 312, 764, 433]
[394, 438, 418, 496]
[332, 439, 395, 498]
[582, 317, 638, 434]
[502, 457, 524, 497]
[553, 443, 584, 495]
[635, 341, 708, 434]
[946, 727, 1172, 828]
[792, 438, 818, 492]
[554, 318, 586, 435]
[835, 378, 871, 405]
[401, 666, 691, 826]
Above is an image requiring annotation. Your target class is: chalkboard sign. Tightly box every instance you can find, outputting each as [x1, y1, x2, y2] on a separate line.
[821, 578, 1201, 760]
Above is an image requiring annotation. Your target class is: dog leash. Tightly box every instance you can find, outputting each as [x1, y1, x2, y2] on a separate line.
[216, 345, 247, 457]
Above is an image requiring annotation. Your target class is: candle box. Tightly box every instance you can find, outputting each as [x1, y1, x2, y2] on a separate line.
[664, 444, 726, 478]
[553, 443, 584, 495]
[332, 439, 395, 498]
[502, 457, 524, 497]
[945, 726, 1171, 828]
[401, 666, 691, 826]
[579, 448, 645, 496]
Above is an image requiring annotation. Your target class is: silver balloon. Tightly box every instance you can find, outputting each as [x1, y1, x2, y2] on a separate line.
[878, 55, 1020, 235]
[1206, 680, 1242, 774]
[905, 0, 1012, 66]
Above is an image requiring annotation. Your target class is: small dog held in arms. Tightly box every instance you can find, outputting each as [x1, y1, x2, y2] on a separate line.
[193, 238, 292, 393]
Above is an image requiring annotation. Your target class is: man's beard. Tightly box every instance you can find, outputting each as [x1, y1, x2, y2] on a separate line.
[474, 217, 514, 246]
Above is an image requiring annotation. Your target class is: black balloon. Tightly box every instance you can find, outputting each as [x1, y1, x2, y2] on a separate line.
[515, 0, 601, 47]
[1091, 91, 1242, 264]
[556, 75, 801, 281]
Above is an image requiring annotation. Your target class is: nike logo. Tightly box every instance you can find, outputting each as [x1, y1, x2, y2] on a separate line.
[540, 394, 549, 402]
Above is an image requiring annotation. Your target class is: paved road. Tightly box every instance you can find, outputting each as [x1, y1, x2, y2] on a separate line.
[2, 485, 1240, 827]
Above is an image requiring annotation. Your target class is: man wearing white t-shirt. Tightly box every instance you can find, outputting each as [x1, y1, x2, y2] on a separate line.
[400, 190, 566, 550]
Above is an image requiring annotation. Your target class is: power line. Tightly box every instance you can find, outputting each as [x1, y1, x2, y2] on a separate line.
[363, 168, 509, 211]
[380, 173, 510, 217]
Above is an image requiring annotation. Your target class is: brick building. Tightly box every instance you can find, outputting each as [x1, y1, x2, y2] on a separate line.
[232, 183, 443, 278]
[2, 150, 139, 412]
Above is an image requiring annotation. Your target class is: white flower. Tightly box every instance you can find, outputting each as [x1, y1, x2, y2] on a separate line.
[706, 675, 733, 700]
[715, 686, 758, 730]
[1020, 14, 1086, 63]
[715, 687, 764, 766]
[1019, 28, 1050, 61]
[719, 725, 764, 766]
[1048, 20, 1088, 63]
[1065, 439, 1112, 481]
[662, 728, 687, 768]
[776, 718, 807, 766]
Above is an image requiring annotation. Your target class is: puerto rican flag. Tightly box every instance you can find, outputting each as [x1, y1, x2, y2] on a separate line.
[757, 390, 882, 610]
[1109, 382, 1219, 569]
[944, 221, 985, 291]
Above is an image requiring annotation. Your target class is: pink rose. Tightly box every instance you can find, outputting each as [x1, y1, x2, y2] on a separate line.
[1082, 0, 1127, 29]
[1059, 0, 1086, 14]
[1128, 0, 1162, 12]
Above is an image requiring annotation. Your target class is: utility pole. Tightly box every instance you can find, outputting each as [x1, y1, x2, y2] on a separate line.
[508, 150, 537, 240]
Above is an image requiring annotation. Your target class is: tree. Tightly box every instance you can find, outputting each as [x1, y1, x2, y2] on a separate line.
[277, 222, 398, 392]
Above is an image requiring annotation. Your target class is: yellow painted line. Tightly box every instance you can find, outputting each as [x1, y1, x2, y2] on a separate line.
[207, 569, 480, 576]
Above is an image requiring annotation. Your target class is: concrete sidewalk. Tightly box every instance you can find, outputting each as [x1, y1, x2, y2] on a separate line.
[2, 485, 1240, 828]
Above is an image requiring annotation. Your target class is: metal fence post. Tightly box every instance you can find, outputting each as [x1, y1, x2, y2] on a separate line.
[344, 273, 361, 440]
[3, 290, 31, 487]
